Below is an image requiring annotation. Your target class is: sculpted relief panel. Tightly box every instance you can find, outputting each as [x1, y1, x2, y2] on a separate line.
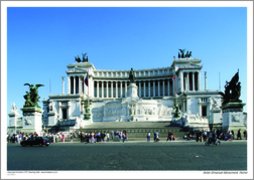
[105, 106, 128, 116]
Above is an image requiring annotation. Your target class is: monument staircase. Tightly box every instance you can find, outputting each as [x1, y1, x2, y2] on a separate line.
[69, 121, 190, 141]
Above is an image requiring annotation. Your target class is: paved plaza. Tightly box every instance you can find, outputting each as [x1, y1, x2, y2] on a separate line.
[7, 141, 247, 171]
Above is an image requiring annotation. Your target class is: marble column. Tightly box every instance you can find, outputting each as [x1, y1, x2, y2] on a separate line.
[187, 73, 190, 91]
[172, 76, 175, 95]
[185, 77, 188, 92]
[143, 81, 146, 97]
[198, 72, 201, 90]
[116, 82, 118, 98]
[148, 81, 151, 97]
[181, 71, 184, 92]
[153, 81, 155, 97]
[58, 102, 62, 119]
[139, 82, 141, 97]
[96, 81, 99, 97]
[90, 77, 93, 98]
[158, 81, 160, 97]
[79, 76, 82, 94]
[111, 81, 113, 98]
[125, 81, 127, 97]
[204, 72, 207, 90]
[74, 76, 76, 95]
[67, 76, 70, 94]
[167, 80, 170, 96]
[83, 76, 86, 95]
[106, 81, 108, 98]
[192, 72, 195, 91]
[120, 81, 122, 98]
[162, 80, 165, 96]
[62, 76, 65, 94]
[101, 81, 103, 97]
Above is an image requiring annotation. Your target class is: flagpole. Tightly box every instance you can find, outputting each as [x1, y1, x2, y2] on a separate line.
[87, 62, 89, 107]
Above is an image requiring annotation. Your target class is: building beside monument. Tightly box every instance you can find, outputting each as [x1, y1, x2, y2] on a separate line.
[8, 51, 247, 134]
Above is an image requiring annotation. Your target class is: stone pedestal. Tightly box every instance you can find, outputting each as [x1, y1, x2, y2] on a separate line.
[209, 107, 222, 131]
[221, 102, 246, 132]
[21, 107, 43, 134]
[127, 83, 138, 98]
[8, 111, 21, 134]
[8, 111, 20, 127]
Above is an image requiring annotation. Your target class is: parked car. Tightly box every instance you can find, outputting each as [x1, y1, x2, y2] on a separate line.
[20, 137, 50, 147]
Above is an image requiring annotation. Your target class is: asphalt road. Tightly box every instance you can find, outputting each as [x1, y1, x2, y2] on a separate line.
[7, 141, 247, 171]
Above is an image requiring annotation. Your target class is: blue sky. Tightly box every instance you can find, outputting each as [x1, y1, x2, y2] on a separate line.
[6, 6, 248, 124]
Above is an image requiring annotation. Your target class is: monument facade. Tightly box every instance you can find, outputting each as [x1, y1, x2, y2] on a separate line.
[8, 50, 247, 133]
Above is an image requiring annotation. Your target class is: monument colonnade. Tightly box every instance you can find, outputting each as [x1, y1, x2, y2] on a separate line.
[65, 70, 201, 98]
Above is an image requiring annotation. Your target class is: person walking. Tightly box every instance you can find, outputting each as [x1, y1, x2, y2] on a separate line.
[147, 132, 150, 142]
[155, 131, 159, 142]
[119, 131, 122, 142]
[237, 129, 242, 140]
[122, 132, 126, 143]
[53, 133, 56, 143]
[196, 131, 199, 142]
[243, 130, 247, 140]
[111, 130, 114, 140]
[7, 134, 10, 143]
[203, 130, 207, 142]
[16, 134, 19, 144]
[167, 131, 172, 141]
[91, 132, 94, 143]
[62, 133, 65, 143]
[70, 134, 73, 142]
[106, 132, 109, 142]
[125, 131, 128, 142]
[231, 130, 235, 140]
[19, 133, 22, 142]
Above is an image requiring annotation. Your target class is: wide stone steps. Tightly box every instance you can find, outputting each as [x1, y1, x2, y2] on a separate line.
[68, 121, 189, 140]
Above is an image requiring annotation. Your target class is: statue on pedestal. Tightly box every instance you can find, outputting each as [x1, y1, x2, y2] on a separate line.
[23, 83, 44, 108]
[219, 70, 242, 105]
[10, 102, 18, 113]
[173, 92, 181, 119]
[129, 68, 136, 83]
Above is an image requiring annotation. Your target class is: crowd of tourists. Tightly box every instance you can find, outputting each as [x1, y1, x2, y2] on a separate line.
[7, 128, 247, 144]
[79, 130, 128, 143]
[7, 131, 68, 143]
[182, 128, 247, 142]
